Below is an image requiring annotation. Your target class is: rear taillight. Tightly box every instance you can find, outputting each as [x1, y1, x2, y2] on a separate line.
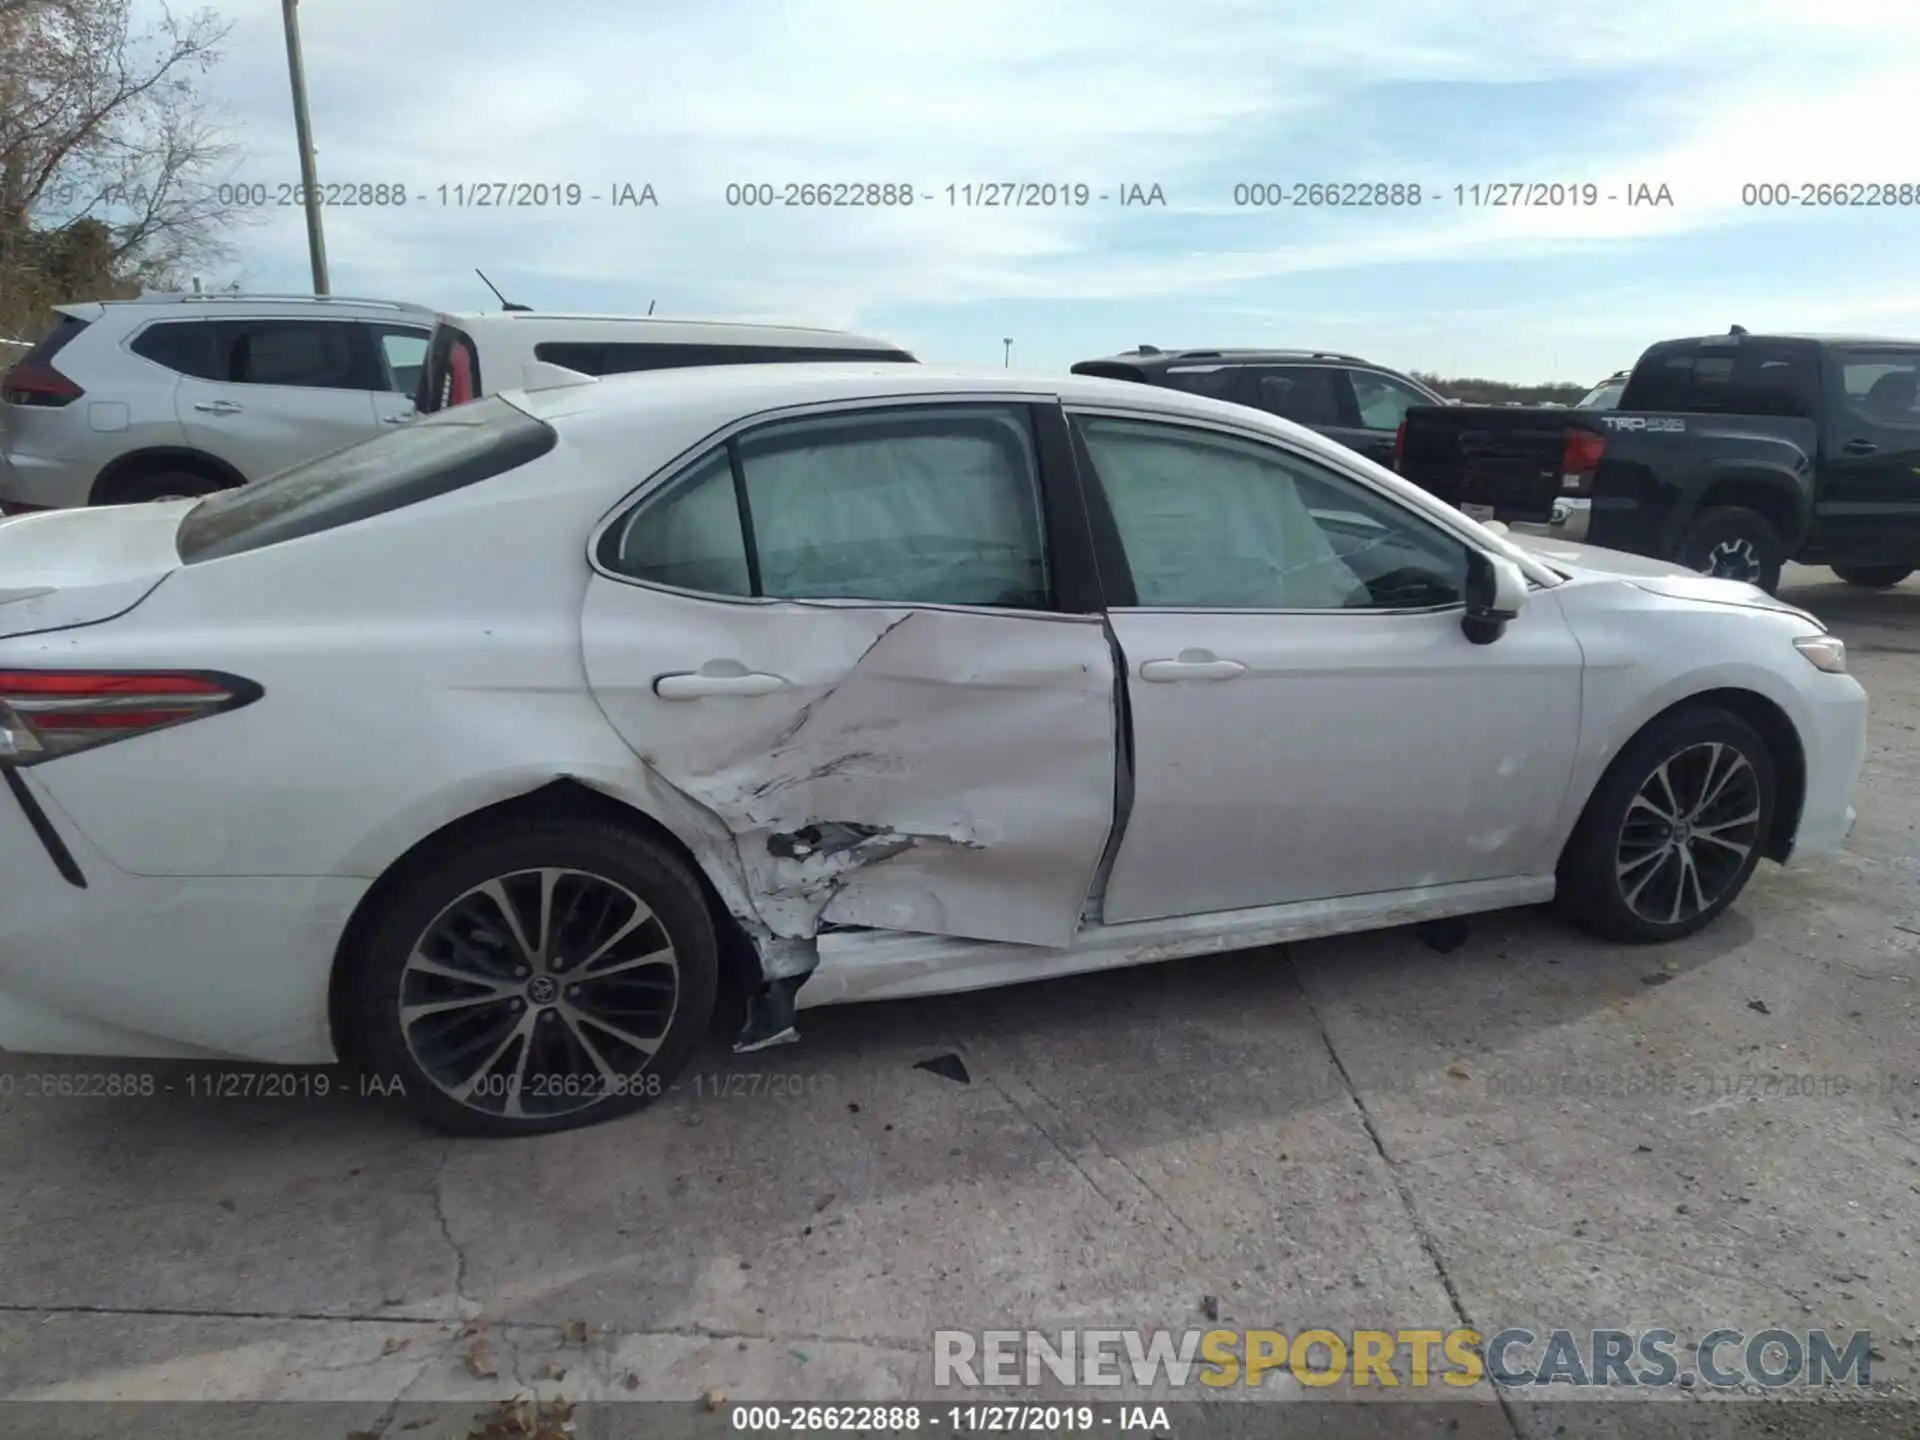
[0, 670, 260, 765]
[1560, 429, 1605, 492]
[1, 361, 84, 408]
[1389, 419, 1408, 470]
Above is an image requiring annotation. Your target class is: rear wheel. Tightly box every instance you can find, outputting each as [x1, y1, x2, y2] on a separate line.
[343, 819, 718, 1137]
[1555, 706, 1776, 944]
[101, 470, 228, 504]
[1676, 506, 1785, 594]
[1831, 563, 1913, 589]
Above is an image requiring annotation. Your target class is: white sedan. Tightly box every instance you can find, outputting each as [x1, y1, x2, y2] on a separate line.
[0, 365, 1867, 1135]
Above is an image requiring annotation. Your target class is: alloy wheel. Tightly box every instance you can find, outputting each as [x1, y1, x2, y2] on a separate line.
[1614, 742, 1763, 926]
[399, 868, 680, 1119]
[1700, 538, 1762, 584]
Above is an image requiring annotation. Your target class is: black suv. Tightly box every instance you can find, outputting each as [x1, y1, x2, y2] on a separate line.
[1069, 346, 1446, 464]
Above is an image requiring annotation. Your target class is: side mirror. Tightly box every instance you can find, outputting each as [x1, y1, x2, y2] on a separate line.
[1462, 551, 1527, 645]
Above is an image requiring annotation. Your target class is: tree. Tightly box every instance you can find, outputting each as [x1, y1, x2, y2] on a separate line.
[0, 0, 241, 339]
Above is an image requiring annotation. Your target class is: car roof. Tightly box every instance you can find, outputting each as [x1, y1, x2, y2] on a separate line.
[435, 312, 906, 348]
[507, 362, 1387, 437]
[1647, 333, 1920, 349]
[1076, 346, 1379, 367]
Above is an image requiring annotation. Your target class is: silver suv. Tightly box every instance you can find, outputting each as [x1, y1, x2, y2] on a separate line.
[0, 293, 433, 513]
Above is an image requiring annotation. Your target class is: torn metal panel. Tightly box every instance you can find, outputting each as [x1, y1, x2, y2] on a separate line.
[580, 579, 1118, 951]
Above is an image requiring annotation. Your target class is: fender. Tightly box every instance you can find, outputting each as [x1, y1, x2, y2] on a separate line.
[89, 446, 247, 504]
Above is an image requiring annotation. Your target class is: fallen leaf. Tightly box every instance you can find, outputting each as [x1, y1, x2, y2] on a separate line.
[1446, 1061, 1473, 1080]
[1747, 999, 1772, 1015]
[459, 1317, 490, 1338]
[1200, 1294, 1220, 1321]
[561, 1319, 590, 1346]
[463, 1347, 499, 1380]
[623, 1371, 640, 1391]
[703, 1387, 727, 1410]
[381, 1336, 411, 1356]
[402, 1421, 432, 1432]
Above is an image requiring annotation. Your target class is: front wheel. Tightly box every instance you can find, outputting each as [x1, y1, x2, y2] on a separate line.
[342, 819, 719, 1137]
[1676, 506, 1786, 594]
[1831, 563, 1913, 589]
[1555, 706, 1777, 944]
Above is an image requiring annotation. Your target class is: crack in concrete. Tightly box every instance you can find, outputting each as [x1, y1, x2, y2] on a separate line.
[0, 1303, 457, 1324]
[1288, 951, 1526, 1440]
[429, 1141, 478, 1316]
[0, 1305, 926, 1357]
[980, 1071, 1121, 1212]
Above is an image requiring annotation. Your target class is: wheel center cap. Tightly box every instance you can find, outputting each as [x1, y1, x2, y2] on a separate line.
[1672, 821, 1693, 845]
[526, 974, 559, 1005]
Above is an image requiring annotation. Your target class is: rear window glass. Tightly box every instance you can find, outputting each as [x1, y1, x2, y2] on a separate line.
[1622, 345, 1816, 417]
[177, 397, 554, 563]
[533, 341, 914, 374]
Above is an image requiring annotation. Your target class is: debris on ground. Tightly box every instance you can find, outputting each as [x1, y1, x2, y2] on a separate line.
[814, 1192, 835, 1212]
[915, 1053, 971, 1085]
[462, 1342, 499, 1380]
[1415, 917, 1471, 954]
[536, 1358, 567, 1381]
[560, 1319, 590, 1346]
[459, 1317, 490, 1339]
[1641, 972, 1673, 986]
[1446, 1061, 1473, 1081]
[1200, 1294, 1220, 1321]
[1748, 999, 1772, 1015]
[466, 1395, 576, 1439]
[381, 1335, 411, 1356]
[623, 1371, 640, 1390]
[703, 1387, 727, 1410]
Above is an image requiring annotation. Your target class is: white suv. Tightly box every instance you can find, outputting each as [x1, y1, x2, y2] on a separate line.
[412, 311, 916, 413]
[0, 293, 434, 513]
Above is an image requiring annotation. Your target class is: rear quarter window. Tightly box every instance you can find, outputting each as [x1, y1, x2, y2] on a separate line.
[176, 397, 554, 563]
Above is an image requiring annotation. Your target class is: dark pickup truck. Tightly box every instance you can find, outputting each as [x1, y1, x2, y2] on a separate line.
[1389, 330, 1920, 594]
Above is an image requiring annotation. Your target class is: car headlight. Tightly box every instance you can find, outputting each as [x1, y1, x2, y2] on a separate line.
[1793, 634, 1847, 674]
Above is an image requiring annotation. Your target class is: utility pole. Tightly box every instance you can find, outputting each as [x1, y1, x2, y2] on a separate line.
[1003, 337, 1012, 368]
[280, 0, 329, 294]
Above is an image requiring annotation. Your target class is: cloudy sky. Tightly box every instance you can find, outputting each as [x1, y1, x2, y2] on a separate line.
[179, 0, 1918, 383]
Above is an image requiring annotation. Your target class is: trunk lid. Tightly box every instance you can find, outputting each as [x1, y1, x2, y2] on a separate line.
[1397, 404, 1597, 521]
[0, 501, 190, 639]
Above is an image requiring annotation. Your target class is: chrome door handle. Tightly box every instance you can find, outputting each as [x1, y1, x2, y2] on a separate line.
[192, 400, 243, 415]
[654, 670, 789, 699]
[1842, 438, 1877, 456]
[1139, 654, 1247, 682]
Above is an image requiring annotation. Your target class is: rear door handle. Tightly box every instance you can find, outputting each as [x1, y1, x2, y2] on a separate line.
[1842, 438, 1878, 456]
[381, 413, 412, 425]
[192, 400, 243, 415]
[654, 670, 789, 699]
[1139, 652, 1247, 682]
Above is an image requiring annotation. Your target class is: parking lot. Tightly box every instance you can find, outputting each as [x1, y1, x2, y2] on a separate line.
[0, 566, 1915, 1436]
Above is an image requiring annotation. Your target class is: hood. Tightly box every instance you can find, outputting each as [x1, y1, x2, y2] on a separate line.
[0, 501, 191, 639]
[1507, 533, 1820, 625]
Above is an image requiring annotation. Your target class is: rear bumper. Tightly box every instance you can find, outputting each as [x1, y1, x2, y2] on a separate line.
[1507, 496, 1591, 543]
[0, 770, 362, 1062]
[0, 449, 90, 510]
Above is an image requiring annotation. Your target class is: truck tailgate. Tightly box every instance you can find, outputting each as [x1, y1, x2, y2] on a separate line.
[1396, 405, 1593, 522]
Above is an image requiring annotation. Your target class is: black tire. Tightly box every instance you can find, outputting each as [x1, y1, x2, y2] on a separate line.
[1675, 506, 1785, 594]
[1831, 563, 1913, 590]
[1555, 705, 1777, 944]
[343, 818, 719, 1137]
[102, 470, 228, 505]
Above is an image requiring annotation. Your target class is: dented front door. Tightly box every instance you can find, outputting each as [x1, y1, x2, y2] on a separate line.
[580, 580, 1118, 947]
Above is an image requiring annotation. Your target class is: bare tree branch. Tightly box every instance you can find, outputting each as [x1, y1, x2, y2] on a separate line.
[0, 0, 240, 337]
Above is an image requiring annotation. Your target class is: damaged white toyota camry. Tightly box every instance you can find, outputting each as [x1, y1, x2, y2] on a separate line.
[0, 365, 1867, 1135]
